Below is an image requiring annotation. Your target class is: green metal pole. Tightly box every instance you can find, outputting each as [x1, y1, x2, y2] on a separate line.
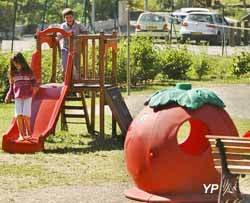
[64, 0, 68, 8]
[113, 0, 118, 30]
[82, 0, 87, 26]
[11, 0, 18, 53]
[127, 2, 130, 96]
[144, 0, 148, 11]
[41, 0, 48, 31]
[91, 0, 95, 27]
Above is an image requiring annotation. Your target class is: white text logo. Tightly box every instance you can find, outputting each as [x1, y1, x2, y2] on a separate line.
[203, 184, 219, 194]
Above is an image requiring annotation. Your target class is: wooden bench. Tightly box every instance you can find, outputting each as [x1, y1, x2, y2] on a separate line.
[206, 135, 250, 203]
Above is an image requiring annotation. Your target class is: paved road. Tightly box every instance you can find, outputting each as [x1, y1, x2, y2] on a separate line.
[125, 84, 250, 119]
[1, 36, 49, 52]
[2, 37, 250, 56]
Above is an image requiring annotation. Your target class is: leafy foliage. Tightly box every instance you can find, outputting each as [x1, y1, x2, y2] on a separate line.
[232, 52, 250, 77]
[117, 38, 127, 84]
[160, 46, 192, 79]
[130, 37, 160, 85]
[0, 0, 118, 36]
[117, 36, 160, 86]
[0, 52, 11, 102]
[191, 54, 210, 80]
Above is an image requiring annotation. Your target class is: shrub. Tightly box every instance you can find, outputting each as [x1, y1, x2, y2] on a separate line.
[117, 39, 127, 84]
[160, 46, 192, 79]
[130, 36, 160, 85]
[117, 37, 160, 86]
[232, 52, 250, 77]
[191, 54, 210, 80]
[0, 52, 11, 102]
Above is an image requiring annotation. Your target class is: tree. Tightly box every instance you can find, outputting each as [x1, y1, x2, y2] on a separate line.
[0, 1, 15, 39]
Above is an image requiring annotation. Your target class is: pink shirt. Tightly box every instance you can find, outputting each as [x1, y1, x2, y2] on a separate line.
[5, 71, 39, 100]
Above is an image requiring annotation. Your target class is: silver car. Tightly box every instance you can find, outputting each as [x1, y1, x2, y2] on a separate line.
[180, 12, 229, 44]
[135, 12, 170, 38]
[172, 7, 209, 23]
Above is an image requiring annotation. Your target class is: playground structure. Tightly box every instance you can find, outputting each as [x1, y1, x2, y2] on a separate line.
[124, 85, 239, 203]
[2, 27, 132, 153]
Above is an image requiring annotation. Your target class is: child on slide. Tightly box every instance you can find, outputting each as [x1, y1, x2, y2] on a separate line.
[5, 52, 39, 141]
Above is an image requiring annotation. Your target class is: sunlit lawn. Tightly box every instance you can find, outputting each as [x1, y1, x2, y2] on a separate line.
[0, 82, 250, 192]
[0, 102, 130, 191]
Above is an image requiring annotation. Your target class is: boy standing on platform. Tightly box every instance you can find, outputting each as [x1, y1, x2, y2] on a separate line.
[56, 8, 87, 80]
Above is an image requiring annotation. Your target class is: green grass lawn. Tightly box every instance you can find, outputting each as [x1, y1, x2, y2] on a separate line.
[0, 103, 130, 191]
[0, 82, 250, 192]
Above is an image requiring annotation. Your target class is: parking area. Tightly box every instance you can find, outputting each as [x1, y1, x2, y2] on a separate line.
[2, 36, 250, 57]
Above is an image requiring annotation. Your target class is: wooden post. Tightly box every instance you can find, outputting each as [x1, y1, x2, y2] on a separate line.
[61, 103, 67, 131]
[91, 39, 96, 133]
[99, 31, 105, 137]
[64, 36, 75, 85]
[243, 20, 249, 45]
[229, 23, 235, 47]
[85, 36, 89, 79]
[82, 37, 86, 80]
[236, 21, 241, 46]
[51, 35, 57, 82]
[35, 35, 42, 84]
[80, 92, 91, 133]
[111, 31, 118, 137]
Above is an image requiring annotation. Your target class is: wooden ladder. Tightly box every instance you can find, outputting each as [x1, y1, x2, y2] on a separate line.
[61, 91, 91, 133]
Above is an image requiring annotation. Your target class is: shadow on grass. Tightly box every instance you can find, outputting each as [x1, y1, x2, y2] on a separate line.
[43, 135, 125, 154]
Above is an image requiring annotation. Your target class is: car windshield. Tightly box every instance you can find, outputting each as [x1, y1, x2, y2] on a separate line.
[139, 14, 165, 22]
[188, 14, 213, 23]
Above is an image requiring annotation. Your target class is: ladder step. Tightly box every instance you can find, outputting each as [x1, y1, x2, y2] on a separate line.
[65, 96, 82, 101]
[64, 114, 86, 118]
[65, 121, 86, 124]
[63, 105, 83, 110]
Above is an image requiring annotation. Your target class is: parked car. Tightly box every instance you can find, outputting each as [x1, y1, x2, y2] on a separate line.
[170, 8, 210, 40]
[180, 12, 229, 44]
[172, 8, 210, 23]
[135, 12, 170, 38]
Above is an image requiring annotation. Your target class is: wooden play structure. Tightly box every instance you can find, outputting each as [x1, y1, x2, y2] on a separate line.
[35, 28, 132, 137]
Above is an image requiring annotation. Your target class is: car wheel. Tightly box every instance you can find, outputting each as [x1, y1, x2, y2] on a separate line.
[211, 32, 222, 45]
[180, 36, 187, 44]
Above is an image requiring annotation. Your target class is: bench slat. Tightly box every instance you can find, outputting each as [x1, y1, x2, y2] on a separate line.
[211, 146, 250, 154]
[213, 159, 250, 167]
[215, 166, 250, 174]
[211, 152, 250, 160]
[209, 141, 250, 148]
[206, 135, 250, 141]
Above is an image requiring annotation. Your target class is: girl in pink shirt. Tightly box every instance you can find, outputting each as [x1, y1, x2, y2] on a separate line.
[5, 52, 39, 141]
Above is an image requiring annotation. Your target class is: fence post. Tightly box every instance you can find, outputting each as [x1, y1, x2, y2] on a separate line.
[243, 20, 249, 45]
[0, 36, 2, 50]
[236, 21, 241, 46]
[229, 23, 235, 47]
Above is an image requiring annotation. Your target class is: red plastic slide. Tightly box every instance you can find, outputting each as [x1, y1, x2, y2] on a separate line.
[2, 28, 73, 153]
[2, 83, 68, 153]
